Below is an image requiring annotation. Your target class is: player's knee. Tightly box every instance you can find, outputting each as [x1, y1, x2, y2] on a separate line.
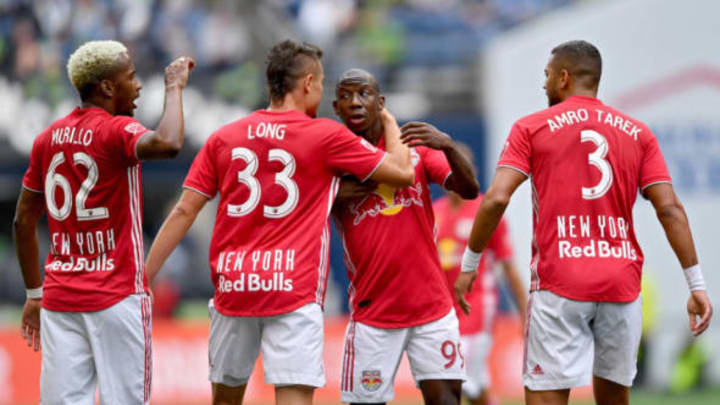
[420, 379, 462, 405]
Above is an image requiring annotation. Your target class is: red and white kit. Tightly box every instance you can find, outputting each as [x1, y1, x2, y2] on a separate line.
[184, 109, 386, 387]
[434, 195, 514, 398]
[23, 107, 153, 404]
[334, 142, 464, 403]
[498, 95, 671, 389]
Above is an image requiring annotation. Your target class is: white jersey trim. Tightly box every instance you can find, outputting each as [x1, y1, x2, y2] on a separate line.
[360, 152, 387, 183]
[441, 171, 453, 190]
[133, 131, 153, 161]
[640, 180, 672, 191]
[182, 185, 214, 199]
[127, 165, 145, 294]
[22, 184, 43, 194]
[315, 176, 341, 305]
[497, 164, 529, 178]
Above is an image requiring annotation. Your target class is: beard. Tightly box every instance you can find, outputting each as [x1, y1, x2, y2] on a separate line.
[546, 90, 562, 107]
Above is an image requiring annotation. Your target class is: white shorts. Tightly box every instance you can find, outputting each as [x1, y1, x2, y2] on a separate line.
[40, 294, 152, 405]
[208, 300, 325, 388]
[341, 308, 466, 403]
[459, 332, 492, 399]
[523, 290, 642, 391]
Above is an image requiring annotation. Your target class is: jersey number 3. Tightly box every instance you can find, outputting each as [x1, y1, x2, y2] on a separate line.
[581, 129, 613, 200]
[228, 147, 299, 218]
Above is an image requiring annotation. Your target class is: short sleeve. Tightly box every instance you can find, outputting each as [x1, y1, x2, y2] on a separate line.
[105, 116, 151, 164]
[325, 126, 386, 182]
[639, 133, 672, 190]
[22, 135, 45, 193]
[420, 147, 452, 186]
[486, 217, 513, 262]
[183, 137, 218, 199]
[497, 122, 531, 176]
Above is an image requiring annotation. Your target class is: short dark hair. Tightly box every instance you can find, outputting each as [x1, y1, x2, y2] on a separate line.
[266, 39, 323, 102]
[551, 40, 602, 90]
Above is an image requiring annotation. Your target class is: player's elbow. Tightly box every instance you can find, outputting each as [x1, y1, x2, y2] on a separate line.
[655, 201, 686, 224]
[142, 132, 183, 159]
[12, 212, 34, 238]
[485, 192, 511, 212]
[455, 179, 480, 200]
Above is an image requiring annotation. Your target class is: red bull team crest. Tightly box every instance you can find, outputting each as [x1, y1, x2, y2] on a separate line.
[361, 370, 383, 392]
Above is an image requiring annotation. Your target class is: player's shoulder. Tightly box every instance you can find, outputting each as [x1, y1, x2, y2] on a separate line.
[310, 117, 348, 134]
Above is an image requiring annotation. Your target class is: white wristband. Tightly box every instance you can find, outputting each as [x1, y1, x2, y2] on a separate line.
[683, 264, 706, 291]
[26, 287, 43, 299]
[461, 246, 482, 273]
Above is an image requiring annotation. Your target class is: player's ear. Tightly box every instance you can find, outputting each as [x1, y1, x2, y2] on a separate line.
[99, 79, 115, 98]
[332, 99, 339, 116]
[378, 95, 386, 109]
[559, 69, 571, 89]
[303, 73, 313, 94]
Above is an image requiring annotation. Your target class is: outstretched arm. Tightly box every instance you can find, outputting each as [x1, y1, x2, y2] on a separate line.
[400, 122, 479, 199]
[136, 57, 195, 160]
[455, 167, 526, 314]
[13, 188, 45, 351]
[145, 189, 208, 284]
[644, 183, 712, 336]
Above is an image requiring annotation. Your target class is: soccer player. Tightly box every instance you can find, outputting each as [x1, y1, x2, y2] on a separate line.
[332, 68, 479, 405]
[433, 143, 526, 405]
[143, 40, 414, 405]
[13, 40, 193, 404]
[456, 40, 713, 405]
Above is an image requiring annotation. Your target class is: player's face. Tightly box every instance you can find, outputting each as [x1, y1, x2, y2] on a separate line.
[111, 55, 142, 117]
[334, 81, 383, 135]
[543, 56, 563, 107]
[306, 61, 324, 118]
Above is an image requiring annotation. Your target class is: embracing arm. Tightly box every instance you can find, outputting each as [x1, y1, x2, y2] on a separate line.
[369, 110, 415, 187]
[145, 189, 208, 284]
[400, 122, 478, 198]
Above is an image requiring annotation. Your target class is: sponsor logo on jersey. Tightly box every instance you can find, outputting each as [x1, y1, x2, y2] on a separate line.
[361, 370, 382, 392]
[348, 182, 424, 225]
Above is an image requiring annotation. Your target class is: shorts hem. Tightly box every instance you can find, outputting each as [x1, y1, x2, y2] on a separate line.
[208, 375, 250, 387]
[265, 372, 325, 388]
[415, 372, 466, 382]
[523, 375, 591, 391]
[341, 393, 393, 403]
[593, 370, 634, 388]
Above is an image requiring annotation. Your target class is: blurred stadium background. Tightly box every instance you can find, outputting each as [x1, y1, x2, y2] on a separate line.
[0, 0, 718, 403]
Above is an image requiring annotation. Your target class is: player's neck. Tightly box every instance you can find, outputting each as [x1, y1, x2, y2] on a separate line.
[566, 88, 598, 100]
[81, 99, 114, 115]
[363, 120, 384, 145]
[268, 94, 307, 116]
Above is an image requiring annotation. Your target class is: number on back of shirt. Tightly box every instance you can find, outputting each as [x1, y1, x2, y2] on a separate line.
[227, 147, 299, 218]
[45, 152, 109, 221]
[581, 129, 613, 199]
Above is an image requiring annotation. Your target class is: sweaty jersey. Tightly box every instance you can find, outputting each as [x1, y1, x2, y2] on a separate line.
[434, 195, 513, 335]
[333, 140, 454, 328]
[498, 95, 671, 302]
[22, 107, 151, 312]
[184, 109, 386, 317]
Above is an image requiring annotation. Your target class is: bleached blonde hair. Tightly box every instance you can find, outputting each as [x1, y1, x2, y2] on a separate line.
[67, 40, 128, 93]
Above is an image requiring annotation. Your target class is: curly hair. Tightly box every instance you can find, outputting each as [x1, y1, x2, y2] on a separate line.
[67, 40, 128, 99]
[266, 40, 323, 102]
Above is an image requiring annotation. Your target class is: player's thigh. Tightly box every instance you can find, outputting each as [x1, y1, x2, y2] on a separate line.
[40, 309, 96, 405]
[406, 309, 465, 383]
[523, 290, 595, 391]
[592, 295, 642, 388]
[340, 319, 408, 404]
[261, 302, 324, 388]
[209, 299, 262, 387]
[89, 294, 152, 405]
[459, 332, 492, 400]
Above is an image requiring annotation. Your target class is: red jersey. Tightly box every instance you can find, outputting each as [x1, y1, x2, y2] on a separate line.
[497, 96, 671, 302]
[333, 141, 454, 328]
[434, 195, 513, 335]
[22, 107, 151, 312]
[183, 109, 386, 317]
